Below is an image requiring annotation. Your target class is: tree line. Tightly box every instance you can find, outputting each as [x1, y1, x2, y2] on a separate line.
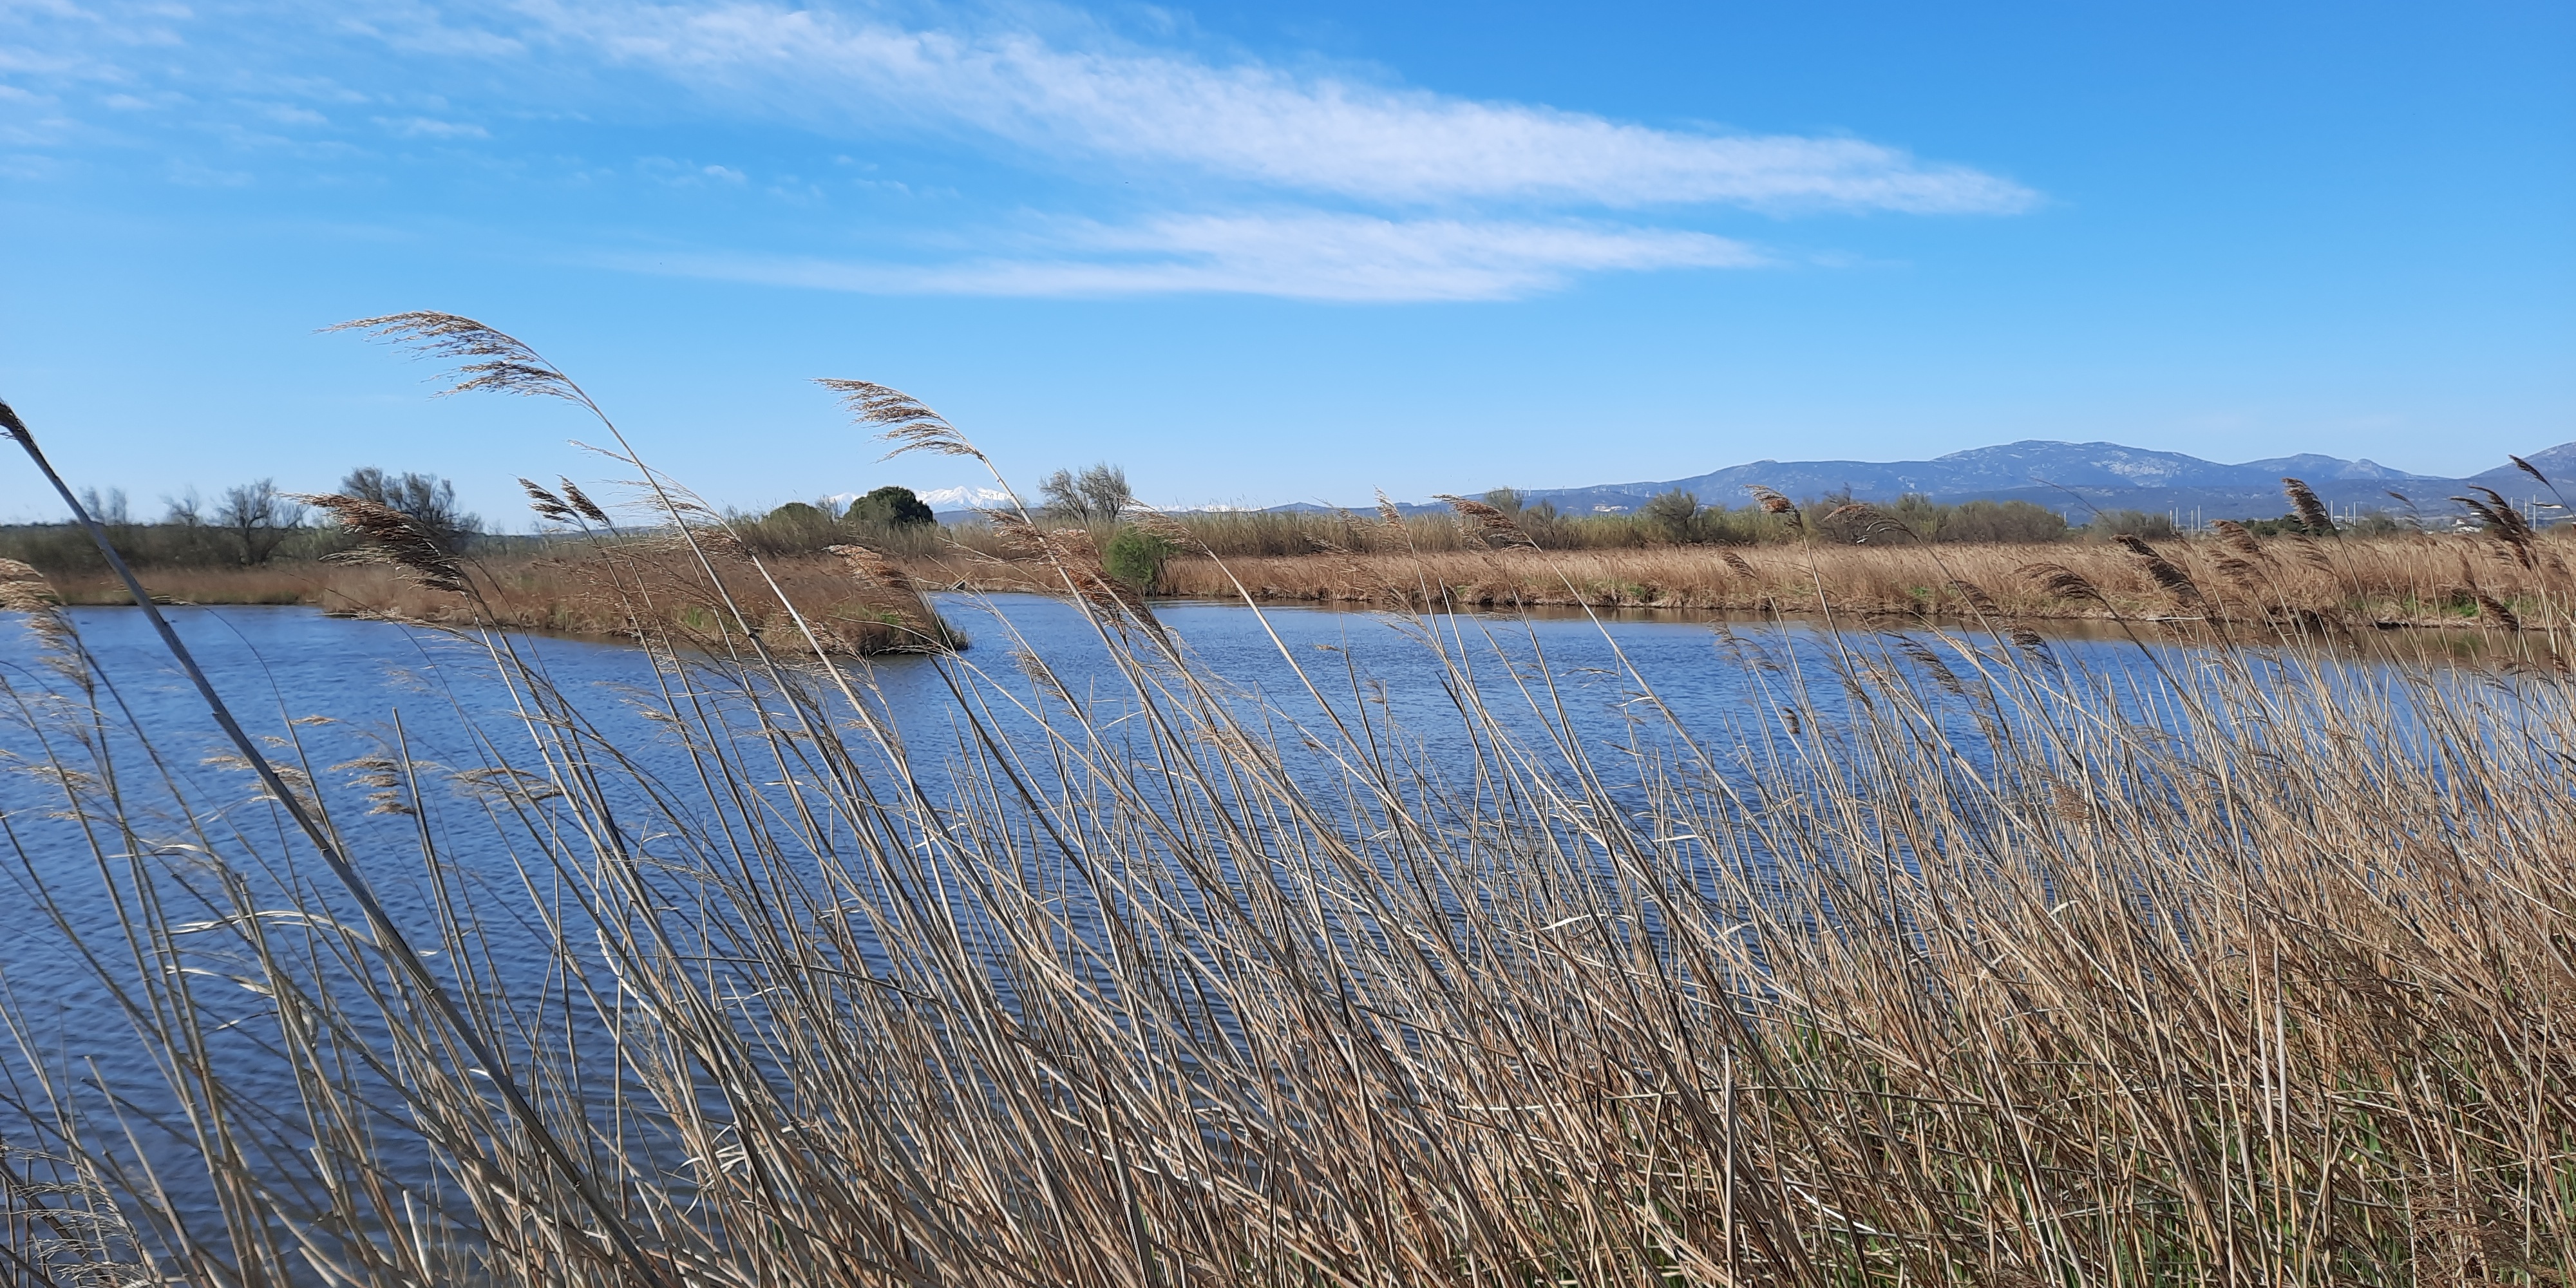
[1, 468, 482, 574]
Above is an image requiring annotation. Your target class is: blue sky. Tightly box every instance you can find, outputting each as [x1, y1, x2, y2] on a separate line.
[2, 0, 2570, 522]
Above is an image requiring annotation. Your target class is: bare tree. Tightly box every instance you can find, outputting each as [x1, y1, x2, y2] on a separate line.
[341, 467, 482, 551]
[213, 479, 307, 565]
[1039, 463, 1133, 522]
[80, 487, 132, 527]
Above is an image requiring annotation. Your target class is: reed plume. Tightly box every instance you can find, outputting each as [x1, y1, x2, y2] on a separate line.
[2282, 477, 2335, 535]
[327, 312, 588, 405]
[1433, 494, 1536, 549]
[1748, 485, 1798, 518]
[295, 492, 469, 594]
[2019, 561, 2105, 605]
[520, 477, 577, 524]
[2473, 588, 2524, 630]
[2453, 486, 2540, 569]
[2213, 519, 2268, 561]
[0, 556, 54, 612]
[2115, 533, 2202, 603]
[817, 378, 988, 462]
[560, 478, 612, 526]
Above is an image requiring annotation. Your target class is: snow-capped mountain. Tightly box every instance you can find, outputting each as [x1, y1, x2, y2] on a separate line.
[823, 486, 1005, 507]
[913, 486, 1015, 509]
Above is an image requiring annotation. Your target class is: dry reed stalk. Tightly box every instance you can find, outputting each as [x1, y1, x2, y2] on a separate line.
[1099, 531, 2572, 632]
[7, 363, 2573, 1288]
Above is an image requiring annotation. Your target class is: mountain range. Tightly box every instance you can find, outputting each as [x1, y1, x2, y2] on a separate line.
[1497, 439, 2576, 523]
[917, 440, 2573, 524]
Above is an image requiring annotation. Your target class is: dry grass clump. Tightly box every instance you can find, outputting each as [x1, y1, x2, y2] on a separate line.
[371, 542, 963, 655]
[5, 352, 2571, 1287]
[37, 533, 963, 654]
[36, 514, 2567, 646]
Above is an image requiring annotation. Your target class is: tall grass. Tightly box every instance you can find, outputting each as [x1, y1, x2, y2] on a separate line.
[3, 334, 2570, 1286]
[1130, 526, 2576, 629]
[32, 518, 2561, 638]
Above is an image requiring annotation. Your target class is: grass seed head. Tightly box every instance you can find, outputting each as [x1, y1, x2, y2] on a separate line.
[1434, 495, 1535, 549]
[519, 478, 576, 524]
[2115, 534, 2202, 603]
[296, 493, 469, 594]
[327, 312, 583, 404]
[816, 378, 988, 462]
[2282, 477, 2335, 535]
[558, 479, 612, 526]
[2018, 562, 2104, 604]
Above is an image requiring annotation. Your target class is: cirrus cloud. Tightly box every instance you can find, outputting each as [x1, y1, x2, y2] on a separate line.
[613, 211, 1763, 301]
[535, 1, 2035, 213]
[2, 0, 2041, 301]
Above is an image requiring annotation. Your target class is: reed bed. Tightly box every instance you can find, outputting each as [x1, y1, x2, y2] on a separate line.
[37, 524, 2566, 641]
[1128, 528, 2573, 629]
[37, 541, 961, 655]
[3, 324, 2571, 1286]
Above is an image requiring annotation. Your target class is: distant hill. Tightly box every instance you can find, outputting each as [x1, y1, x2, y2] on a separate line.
[1492, 439, 2573, 524]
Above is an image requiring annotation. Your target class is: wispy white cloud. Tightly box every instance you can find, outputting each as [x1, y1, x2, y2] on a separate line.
[0, 0, 2037, 301]
[609, 211, 1761, 302]
[377, 113, 485, 137]
[538, 1, 2034, 214]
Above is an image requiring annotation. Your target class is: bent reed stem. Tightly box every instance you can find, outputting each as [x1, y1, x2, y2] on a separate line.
[0, 397, 672, 1288]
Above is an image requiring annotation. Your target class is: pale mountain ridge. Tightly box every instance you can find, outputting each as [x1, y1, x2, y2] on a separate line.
[1500, 439, 2559, 516]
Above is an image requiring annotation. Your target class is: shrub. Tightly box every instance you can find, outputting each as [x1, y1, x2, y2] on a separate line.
[1103, 524, 1177, 591]
[1639, 489, 1701, 542]
[1942, 498, 2069, 544]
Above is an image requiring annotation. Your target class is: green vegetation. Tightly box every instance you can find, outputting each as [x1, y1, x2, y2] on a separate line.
[1102, 523, 1176, 590]
[843, 483, 936, 527]
[734, 486, 943, 558]
[1473, 484, 2071, 544]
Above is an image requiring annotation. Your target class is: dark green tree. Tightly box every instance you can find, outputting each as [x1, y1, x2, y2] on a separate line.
[846, 486, 936, 528]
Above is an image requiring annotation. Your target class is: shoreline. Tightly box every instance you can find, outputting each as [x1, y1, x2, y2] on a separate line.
[24, 533, 2557, 634]
[15, 532, 2565, 660]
